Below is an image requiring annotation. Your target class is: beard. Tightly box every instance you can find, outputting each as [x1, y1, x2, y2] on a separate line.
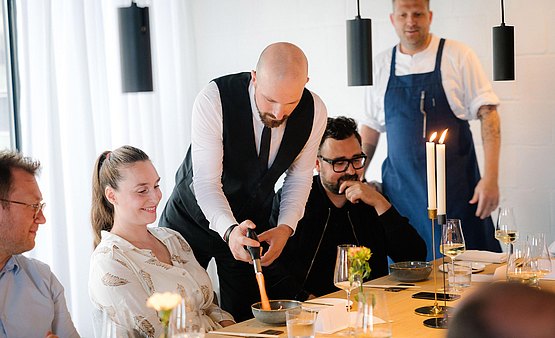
[321, 173, 359, 195]
[259, 111, 289, 128]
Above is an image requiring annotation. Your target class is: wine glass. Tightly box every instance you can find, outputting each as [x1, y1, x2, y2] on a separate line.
[495, 207, 519, 254]
[440, 219, 466, 292]
[528, 233, 552, 278]
[334, 244, 361, 334]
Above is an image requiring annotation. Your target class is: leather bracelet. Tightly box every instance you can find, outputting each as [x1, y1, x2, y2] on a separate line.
[223, 224, 238, 244]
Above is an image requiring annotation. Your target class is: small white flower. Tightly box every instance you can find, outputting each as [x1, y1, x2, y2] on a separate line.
[146, 292, 182, 311]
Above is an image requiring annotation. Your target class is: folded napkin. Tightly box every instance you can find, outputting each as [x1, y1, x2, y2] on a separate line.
[457, 250, 507, 263]
[304, 299, 349, 334]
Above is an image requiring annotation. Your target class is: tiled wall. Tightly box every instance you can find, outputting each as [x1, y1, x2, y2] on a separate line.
[191, 0, 555, 245]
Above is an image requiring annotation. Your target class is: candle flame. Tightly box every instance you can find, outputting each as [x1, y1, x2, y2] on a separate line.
[438, 129, 448, 144]
[429, 132, 437, 142]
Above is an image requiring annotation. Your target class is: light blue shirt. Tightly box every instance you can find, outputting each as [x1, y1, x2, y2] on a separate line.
[0, 255, 80, 338]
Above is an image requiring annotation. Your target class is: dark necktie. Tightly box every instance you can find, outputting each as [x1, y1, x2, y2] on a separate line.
[259, 126, 271, 173]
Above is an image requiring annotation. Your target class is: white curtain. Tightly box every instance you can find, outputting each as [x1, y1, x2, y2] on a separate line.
[15, 0, 197, 335]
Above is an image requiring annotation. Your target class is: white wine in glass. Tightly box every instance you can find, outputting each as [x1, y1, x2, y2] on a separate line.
[334, 244, 361, 335]
[334, 245, 361, 305]
[440, 219, 466, 292]
[495, 207, 518, 253]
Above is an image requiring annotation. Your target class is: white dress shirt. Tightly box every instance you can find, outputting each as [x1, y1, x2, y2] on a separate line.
[363, 34, 499, 133]
[191, 80, 327, 236]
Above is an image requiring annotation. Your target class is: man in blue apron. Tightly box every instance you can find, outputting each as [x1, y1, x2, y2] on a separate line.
[360, 0, 501, 259]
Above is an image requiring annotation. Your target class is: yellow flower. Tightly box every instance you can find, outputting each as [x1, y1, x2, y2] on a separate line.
[348, 246, 372, 280]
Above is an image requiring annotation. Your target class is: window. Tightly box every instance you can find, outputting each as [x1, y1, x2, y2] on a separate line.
[0, 0, 17, 150]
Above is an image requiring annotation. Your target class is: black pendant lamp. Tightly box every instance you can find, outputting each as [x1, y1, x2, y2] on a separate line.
[492, 0, 515, 81]
[347, 0, 372, 86]
[118, 1, 153, 92]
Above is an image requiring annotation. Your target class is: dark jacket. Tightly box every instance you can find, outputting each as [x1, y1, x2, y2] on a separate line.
[269, 175, 427, 300]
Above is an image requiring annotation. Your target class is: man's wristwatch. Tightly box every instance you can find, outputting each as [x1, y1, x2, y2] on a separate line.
[223, 224, 239, 244]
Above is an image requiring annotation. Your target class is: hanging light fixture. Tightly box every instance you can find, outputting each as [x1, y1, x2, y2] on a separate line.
[118, 1, 153, 92]
[347, 0, 372, 86]
[492, 0, 515, 81]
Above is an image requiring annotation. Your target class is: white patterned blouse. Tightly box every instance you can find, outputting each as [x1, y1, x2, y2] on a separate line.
[89, 227, 234, 338]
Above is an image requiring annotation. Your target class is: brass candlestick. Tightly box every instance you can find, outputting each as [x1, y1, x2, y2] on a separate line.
[415, 208, 451, 329]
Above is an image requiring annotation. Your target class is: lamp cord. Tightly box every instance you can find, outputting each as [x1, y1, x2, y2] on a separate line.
[500, 0, 505, 25]
[356, 0, 361, 18]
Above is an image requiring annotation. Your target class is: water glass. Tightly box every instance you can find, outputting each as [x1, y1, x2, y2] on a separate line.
[170, 298, 205, 338]
[527, 233, 552, 277]
[286, 308, 317, 338]
[355, 291, 392, 338]
[506, 241, 539, 288]
[447, 263, 472, 291]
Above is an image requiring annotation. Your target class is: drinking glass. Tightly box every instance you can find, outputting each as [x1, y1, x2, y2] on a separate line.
[506, 241, 539, 288]
[334, 244, 361, 310]
[334, 244, 362, 335]
[286, 308, 317, 338]
[528, 233, 552, 278]
[169, 298, 205, 338]
[355, 291, 392, 338]
[495, 207, 518, 254]
[440, 219, 466, 292]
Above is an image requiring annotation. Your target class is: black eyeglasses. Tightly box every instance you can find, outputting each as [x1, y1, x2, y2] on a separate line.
[0, 199, 46, 219]
[318, 154, 367, 173]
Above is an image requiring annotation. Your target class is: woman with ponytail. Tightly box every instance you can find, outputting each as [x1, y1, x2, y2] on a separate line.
[89, 146, 234, 337]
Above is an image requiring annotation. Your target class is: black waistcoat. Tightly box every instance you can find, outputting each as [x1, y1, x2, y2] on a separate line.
[167, 72, 314, 235]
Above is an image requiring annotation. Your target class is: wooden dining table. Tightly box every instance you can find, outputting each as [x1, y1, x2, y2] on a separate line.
[206, 261, 555, 338]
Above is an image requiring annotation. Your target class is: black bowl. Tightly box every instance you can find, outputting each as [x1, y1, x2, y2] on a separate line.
[390, 261, 433, 282]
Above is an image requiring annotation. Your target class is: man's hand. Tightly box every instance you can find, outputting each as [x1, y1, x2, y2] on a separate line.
[339, 180, 391, 215]
[469, 177, 499, 219]
[45, 332, 59, 338]
[227, 220, 259, 263]
[257, 224, 293, 266]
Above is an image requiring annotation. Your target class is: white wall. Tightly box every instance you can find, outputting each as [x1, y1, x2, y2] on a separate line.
[189, 0, 555, 244]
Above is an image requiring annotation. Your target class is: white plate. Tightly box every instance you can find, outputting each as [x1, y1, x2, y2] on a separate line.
[439, 261, 486, 273]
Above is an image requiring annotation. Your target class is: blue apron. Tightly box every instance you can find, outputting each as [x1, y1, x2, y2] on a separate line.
[382, 39, 501, 260]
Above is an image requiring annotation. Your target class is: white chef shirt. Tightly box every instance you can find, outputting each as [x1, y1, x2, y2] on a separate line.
[363, 34, 499, 133]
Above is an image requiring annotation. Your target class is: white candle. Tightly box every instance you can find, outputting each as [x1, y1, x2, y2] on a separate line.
[437, 129, 448, 215]
[426, 132, 437, 210]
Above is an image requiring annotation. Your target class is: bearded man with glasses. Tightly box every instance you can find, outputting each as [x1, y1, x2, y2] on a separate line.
[0, 150, 79, 338]
[268, 117, 427, 300]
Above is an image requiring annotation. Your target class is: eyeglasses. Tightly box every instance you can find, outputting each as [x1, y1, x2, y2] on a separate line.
[318, 154, 367, 173]
[0, 199, 46, 219]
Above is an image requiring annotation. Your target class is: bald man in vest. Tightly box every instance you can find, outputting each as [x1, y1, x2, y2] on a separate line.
[160, 42, 327, 321]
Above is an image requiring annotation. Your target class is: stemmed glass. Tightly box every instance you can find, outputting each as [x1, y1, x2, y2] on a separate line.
[495, 207, 519, 254]
[334, 244, 362, 334]
[528, 233, 552, 278]
[440, 219, 466, 292]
